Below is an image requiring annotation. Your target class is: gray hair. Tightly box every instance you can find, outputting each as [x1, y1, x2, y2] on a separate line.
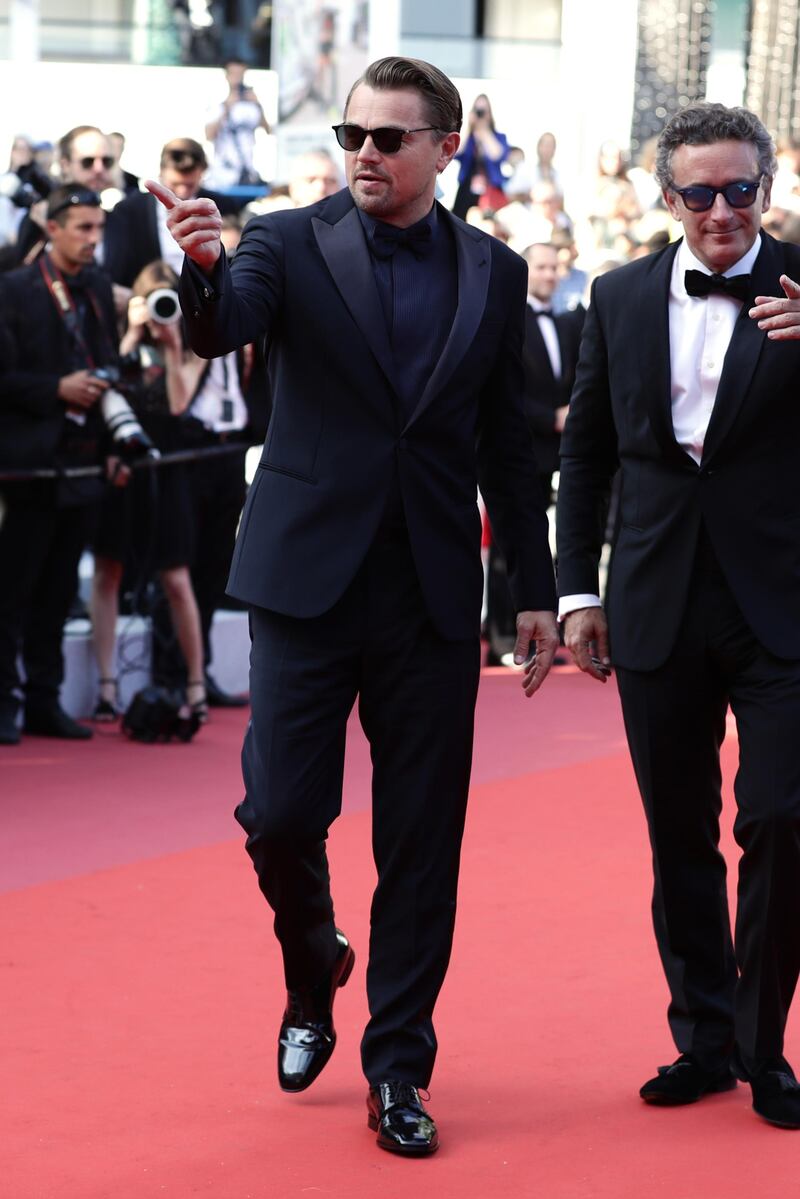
[654, 102, 777, 189]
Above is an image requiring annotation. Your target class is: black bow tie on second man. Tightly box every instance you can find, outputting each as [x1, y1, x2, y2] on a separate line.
[371, 221, 432, 261]
[536, 308, 555, 319]
[684, 269, 751, 302]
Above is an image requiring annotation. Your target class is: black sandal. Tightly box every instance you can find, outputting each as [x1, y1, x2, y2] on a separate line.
[93, 678, 119, 722]
[186, 679, 209, 725]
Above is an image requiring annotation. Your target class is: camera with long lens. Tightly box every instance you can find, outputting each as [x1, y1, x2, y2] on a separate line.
[146, 287, 181, 325]
[93, 366, 159, 463]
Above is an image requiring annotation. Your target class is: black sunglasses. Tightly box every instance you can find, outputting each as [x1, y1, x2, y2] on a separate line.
[671, 176, 763, 212]
[78, 155, 115, 170]
[332, 123, 439, 154]
[165, 149, 204, 172]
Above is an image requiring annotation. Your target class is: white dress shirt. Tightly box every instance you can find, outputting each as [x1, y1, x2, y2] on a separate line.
[558, 234, 761, 619]
[528, 296, 562, 379]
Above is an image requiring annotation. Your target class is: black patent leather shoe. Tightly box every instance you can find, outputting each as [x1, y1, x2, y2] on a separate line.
[741, 1058, 800, 1128]
[367, 1082, 439, 1155]
[278, 929, 355, 1093]
[204, 672, 249, 708]
[24, 703, 92, 740]
[639, 1053, 737, 1105]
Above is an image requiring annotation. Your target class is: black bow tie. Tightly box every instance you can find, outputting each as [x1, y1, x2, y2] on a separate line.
[535, 308, 555, 319]
[684, 269, 751, 302]
[371, 222, 432, 261]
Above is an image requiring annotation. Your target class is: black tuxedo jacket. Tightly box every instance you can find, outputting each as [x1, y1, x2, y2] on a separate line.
[105, 189, 238, 288]
[522, 304, 584, 475]
[557, 231, 800, 670]
[0, 261, 116, 469]
[180, 188, 555, 640]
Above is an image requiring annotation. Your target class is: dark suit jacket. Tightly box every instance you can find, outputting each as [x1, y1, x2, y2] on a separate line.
[522, 304, 584, 476]
[0, 261, 116, 469]
[180, 188, 556, 640]
[556, 230, 800, 670]
[105, 189, 238, 288]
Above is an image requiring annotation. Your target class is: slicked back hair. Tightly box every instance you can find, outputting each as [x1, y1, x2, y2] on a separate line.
[58, 125, 106, 163]
[655, 102, 777, 189]
[344, 56, 462, 139]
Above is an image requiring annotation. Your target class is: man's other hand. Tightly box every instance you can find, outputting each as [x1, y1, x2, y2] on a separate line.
[563, 606, 611, 683]
[513, 609, 559, 697]
[145, 179, 222, 274]
[750, 274, 800, 339]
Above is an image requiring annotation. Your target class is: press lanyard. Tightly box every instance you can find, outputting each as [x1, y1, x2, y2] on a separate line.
[38, 253, 114, 369]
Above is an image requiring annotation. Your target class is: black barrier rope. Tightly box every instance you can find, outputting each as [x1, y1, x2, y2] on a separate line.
[0, 441, 253, 483]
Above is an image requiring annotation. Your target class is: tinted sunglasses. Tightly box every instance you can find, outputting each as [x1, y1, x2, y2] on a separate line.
[671, 176, 763, 212]
[78, 155, 115, 170]
[164, 149, 205, 172]
[332, 123, 438, 154]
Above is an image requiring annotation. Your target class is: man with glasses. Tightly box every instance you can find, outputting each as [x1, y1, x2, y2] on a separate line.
[557, 102, 800, 1128]
[148, 56, 557, 1154]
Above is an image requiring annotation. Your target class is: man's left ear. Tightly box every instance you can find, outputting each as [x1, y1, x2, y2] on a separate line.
[761, 177, 772, 214]
[437, 131, 460, 173]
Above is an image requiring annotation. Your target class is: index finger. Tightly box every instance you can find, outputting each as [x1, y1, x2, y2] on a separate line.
[145, 178, 181, 210]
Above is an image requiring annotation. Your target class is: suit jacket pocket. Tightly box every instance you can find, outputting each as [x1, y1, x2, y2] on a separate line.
[257, 461, 317, 484]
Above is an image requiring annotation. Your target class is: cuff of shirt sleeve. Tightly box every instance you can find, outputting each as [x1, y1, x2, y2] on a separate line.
[558, 593, 602, 621]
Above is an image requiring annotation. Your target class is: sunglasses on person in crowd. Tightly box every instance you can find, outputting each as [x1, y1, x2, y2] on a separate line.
[76, 155, 115, 170]
[332, 123, 439, 154]
[164, 149, 204, 172]
[671, 176, 763, 212]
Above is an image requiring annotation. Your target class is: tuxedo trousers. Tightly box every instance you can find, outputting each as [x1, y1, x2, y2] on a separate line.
[235, 523, 481, 1086]
[616, 529, 800, 1073]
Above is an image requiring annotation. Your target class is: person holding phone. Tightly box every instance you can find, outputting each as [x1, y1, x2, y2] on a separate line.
[452, 93, 509, 219]
[205, 59, 271, 189]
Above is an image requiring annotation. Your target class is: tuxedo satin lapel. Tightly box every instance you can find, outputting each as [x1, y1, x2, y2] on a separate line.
[311, 207, 396, 389]
[701, 233, 773, 465]
[403, 215, 490, 430]
[637, 242, 678, 456]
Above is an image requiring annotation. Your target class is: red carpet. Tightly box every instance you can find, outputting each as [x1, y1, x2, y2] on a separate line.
[2, 669, 797, 1197]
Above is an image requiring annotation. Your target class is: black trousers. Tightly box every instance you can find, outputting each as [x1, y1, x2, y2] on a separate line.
[0, 490, 94, 710]
[616, 532, 800, 1074]
[235, 526, 481, 1086]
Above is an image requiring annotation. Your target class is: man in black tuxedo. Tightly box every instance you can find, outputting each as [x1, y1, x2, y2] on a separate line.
[104, 138, 239, 289]
[150, 56, 558, 1154]
[557, 102, 800, 1128]
[486, 240, 583, 664]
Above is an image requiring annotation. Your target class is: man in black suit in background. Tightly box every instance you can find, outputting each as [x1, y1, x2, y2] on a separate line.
[486, 241, 583, 665]
[150, 56, 558, 1154]
[557, 102, 800, 1128]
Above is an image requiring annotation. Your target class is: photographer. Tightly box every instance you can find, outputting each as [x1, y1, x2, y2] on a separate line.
[0, 185, 139, 743]
[452, 94, 509, 219]
[90, 261, 208, 722]
[204, 60, 271, 189]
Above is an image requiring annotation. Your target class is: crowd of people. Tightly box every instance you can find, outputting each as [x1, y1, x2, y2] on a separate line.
[3, 66, 800, 751]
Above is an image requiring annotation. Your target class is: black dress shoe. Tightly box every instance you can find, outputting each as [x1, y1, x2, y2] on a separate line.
[204, 672, 249, 708]
[278, 929, 355, 1092]
[367, 1081, 439, 1155]
[742, 1059, 800, 1128]
[639, 1053, 737, 1105]
[24, 703, 93, 740]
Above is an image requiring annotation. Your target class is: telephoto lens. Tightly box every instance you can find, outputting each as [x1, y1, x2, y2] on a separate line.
[146, 287, 181, 325]
[100, 388, 159, 462]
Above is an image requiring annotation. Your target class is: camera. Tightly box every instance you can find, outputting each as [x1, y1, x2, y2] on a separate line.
[146, 287, 181, 325]
[474, 106, 487, 118]
[93, 366, 158, 462]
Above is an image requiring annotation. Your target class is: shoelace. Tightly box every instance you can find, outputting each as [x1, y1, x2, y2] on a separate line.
[382, 1082, 431, 1109]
